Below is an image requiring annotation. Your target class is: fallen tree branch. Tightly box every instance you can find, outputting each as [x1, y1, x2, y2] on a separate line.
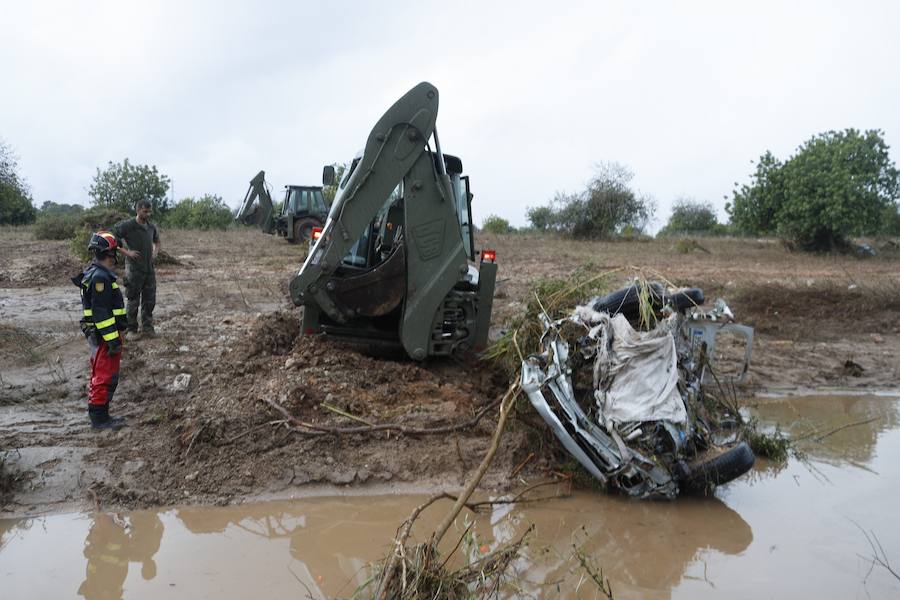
[374, 381, 520, 599]
[223, 419, 288, 444]
[792, 416, 881, 443]
[320, 402, 374, 426]
[431, 381, 520, 547]
[375, 492, 455, 600]
[260, 394, 503, 438]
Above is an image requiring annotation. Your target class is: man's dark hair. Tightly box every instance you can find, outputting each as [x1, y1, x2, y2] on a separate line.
[136, 199, 152, 210]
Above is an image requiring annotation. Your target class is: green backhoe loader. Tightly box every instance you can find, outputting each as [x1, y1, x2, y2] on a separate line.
[291, 82, 497, 360]
[236, 171, 329, 243]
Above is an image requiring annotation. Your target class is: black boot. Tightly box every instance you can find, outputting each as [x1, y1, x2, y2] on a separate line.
[88, 405, 126, 430]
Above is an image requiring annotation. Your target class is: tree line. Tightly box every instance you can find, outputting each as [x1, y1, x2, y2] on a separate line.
[0, 146, 234, 235]
[486, 128, 900, 250]
[5, 128, 900, 252]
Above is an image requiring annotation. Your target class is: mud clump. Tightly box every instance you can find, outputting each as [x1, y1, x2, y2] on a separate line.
[243, 311, 301, 358]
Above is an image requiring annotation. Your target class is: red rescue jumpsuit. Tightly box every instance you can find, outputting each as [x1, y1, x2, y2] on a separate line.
[73, 262, 127, 407]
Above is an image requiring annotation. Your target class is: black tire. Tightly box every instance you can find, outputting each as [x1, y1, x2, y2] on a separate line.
[592, 283, 665, 318]
[291, 217, 321, 244]
[592, 284, 705, 318]
[680, 441, 755, 493]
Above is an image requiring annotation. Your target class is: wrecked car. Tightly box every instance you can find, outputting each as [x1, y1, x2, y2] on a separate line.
[521, 282, 756, 499]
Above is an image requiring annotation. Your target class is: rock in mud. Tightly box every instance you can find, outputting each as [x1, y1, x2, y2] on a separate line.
[172, 373, 192, 392]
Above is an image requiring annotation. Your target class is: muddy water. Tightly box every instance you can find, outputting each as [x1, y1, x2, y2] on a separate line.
[2, 395, 899, 599]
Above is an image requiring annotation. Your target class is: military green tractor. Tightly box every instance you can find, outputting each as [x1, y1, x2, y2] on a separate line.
[290, 82, 497, 360]
[236, 171, 329, 243]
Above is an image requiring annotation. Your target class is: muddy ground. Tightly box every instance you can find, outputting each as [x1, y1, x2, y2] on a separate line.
[1, 227, 898, 517]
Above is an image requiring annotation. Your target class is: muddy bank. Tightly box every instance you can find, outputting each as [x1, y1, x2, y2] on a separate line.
[3, 395, 899, 599]
[2, 229, 899, 517]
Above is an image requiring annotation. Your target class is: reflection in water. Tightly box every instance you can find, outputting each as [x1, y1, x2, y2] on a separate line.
[77, 512, 163, 600]
[753, 394, 900, 466]
[509, 494, 752, 598]
[0, 395, 898, 599]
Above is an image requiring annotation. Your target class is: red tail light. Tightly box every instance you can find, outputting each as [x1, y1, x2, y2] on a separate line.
[481, 249, 497, 263]
[311, 227, 323, 242]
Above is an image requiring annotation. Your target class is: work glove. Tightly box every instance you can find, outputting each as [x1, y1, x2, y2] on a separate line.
[79, 319, 93, 340]
[107, 339, 122, 355]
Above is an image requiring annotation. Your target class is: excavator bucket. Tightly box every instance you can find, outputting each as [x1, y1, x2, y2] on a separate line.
[236, 171, 276, 234]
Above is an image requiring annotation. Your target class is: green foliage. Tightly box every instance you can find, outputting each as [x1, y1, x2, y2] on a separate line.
[880, 203, 900, 236]
[525, 205, 554, 231]
[68, 206, 131, 261]
[727, 151, 785, 235]
[164, 194, 233, 229]
[742, 421, 791, 463]
[322, 162, 347, 205]
[728, 130, 900, 250]
[659, 198, 720, 236]
[88, 158, 171, 214]
[33, 201, 87, 240]
[0, 140, 36, 225]
[39, 200, 84, 215]
[70, 226, 93, 263]
[527, 162, 655, 239]
[481, 214, 513, 234]
[485, 266, 613, 373]
[34, 213, 80, 240]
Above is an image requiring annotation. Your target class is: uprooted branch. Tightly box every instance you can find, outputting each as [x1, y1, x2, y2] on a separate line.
[259, 394, 502, 438]
[373, 382, 520, 599]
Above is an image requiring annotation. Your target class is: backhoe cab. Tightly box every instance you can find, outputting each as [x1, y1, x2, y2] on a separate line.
[290, 82, 497, 360]
[236, 171, 328, 243]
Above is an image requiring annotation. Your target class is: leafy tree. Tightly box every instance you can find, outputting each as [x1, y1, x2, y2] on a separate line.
[534, 162, 655, 239]
[39, 200, 84, 215]
[728, 129, 900, 250]
[164, 194, 233, 229]
[880, 203, 900, 236]
[526, 205, 554, 231]
[481, 214, 513, 234]
[659, 198, 720, 236]
[88, 158, 171, 214]
[0, 140, 36, 225]
[726, 151, 785, 235]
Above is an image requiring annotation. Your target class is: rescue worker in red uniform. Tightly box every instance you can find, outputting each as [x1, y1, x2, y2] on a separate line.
[72, 231, 129, 429]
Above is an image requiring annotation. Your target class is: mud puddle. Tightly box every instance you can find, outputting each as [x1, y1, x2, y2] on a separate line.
[2, 395, 900, 599]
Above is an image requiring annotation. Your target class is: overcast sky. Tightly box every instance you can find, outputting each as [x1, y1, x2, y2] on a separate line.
[2, 0, 899, 229]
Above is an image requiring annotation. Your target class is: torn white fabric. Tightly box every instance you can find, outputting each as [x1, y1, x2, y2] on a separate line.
[579, 310, 686, 426]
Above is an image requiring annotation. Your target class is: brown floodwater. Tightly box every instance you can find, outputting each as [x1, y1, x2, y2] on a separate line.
[2, 395, 899, 599]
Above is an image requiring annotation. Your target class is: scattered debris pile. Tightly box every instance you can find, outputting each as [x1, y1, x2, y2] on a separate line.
[521, 281, 756, 499]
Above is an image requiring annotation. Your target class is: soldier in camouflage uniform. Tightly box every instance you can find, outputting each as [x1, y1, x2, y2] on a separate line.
[112, 199, 161, 336]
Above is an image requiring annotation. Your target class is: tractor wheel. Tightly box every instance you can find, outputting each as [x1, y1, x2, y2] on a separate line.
[291, 218, 321, 244]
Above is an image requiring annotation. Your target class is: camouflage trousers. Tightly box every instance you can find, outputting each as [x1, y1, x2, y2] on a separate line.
[124, 268, 157, 332]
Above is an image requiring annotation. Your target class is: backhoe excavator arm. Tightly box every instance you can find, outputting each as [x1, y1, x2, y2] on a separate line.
[236, 170, 276, 234]
[289, 82, 442, 322]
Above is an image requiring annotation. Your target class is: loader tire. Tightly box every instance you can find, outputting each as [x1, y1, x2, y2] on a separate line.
[291, 218, 321, 244]
[679, 441, 755, 494]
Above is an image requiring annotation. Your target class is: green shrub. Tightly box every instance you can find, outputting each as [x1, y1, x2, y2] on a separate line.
[64, 207, 130, 261]
[34, 213, 80, 240]
[78, 206, 131, 231]
[481, 214, 513, 234]
[70, 226, 93, 263]
[1, 141, 36, 225]
[659, 199, 721, 236]
[163, 195, 233, 230]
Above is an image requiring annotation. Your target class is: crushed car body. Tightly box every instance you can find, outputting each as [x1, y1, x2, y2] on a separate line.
[521, 282, 756, 499]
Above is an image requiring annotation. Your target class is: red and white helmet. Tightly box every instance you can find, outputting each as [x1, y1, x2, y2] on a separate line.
[87, 231, 119, 257]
